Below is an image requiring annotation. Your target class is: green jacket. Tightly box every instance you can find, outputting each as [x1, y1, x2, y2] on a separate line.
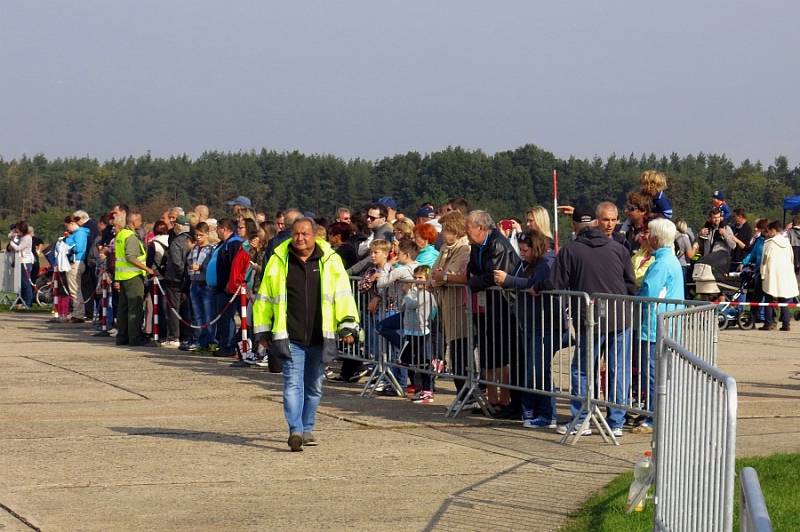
[253, 238, 359, 362]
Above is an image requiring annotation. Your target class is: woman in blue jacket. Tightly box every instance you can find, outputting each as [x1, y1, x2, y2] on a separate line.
[64, 215, 91, 322]
[636, 218, 685, 432]
[493, 229, 560, 428]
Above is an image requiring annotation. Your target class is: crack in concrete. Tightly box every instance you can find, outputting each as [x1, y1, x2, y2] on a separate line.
[20, 356, 150, 400]
[17, 480, 238, 490]
[0, 501, 40, 531]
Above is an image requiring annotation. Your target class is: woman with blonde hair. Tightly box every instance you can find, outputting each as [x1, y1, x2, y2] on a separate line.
[525, 206, 553, 248]
[392, 218, 415, 242]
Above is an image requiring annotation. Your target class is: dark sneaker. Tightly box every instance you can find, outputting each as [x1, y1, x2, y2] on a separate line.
[288, 433, 303, 452]
[302, 432, 318, 446]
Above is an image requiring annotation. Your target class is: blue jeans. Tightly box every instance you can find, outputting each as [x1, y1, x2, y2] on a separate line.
[522, 332, 558, 420]
[283, 343, 325, 435]
[215, 290, 237, 352]
[570, 329, 631, 429]
[642, 341, 657, 425]
[21, 263, 34, 307]
[190, 283, 216, 347]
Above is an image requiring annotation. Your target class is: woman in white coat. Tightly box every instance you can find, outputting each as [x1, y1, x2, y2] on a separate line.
[760, 220, 799, 331]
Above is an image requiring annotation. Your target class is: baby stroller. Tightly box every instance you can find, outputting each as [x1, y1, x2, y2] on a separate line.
[714, 268, 758, 330]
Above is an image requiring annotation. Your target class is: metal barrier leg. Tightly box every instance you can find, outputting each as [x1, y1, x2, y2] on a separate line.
[360, 348, 404, 398]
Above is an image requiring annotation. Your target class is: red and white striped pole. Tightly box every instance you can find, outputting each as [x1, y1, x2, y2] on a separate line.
[152, 279, 160, 343]
[239, 285, 249, 356]
[552, 168, 560, 253]
[52, 271, 60, 319]
[94, 272, 111, 336]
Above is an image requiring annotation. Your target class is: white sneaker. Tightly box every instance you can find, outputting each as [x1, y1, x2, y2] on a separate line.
[162, 340, 181, 348]
[611, 427, 624, 438]
[556, 423, 592, 436]
[242, 352, 259, 365]
[255, 356, 271, 368]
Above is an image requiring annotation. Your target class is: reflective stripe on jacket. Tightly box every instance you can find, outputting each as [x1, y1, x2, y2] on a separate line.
[114, 228, 146, 281]
[252, 238, 359, 362]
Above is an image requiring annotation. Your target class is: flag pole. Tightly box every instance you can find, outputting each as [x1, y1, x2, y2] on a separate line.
[552, 169, 559, 253]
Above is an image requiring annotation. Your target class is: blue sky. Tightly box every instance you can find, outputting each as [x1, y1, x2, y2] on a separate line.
[2, 0, 798, 165]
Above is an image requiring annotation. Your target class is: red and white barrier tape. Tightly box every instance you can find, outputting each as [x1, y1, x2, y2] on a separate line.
[152, 277, 243, 329]
[713, 301, 800, 308]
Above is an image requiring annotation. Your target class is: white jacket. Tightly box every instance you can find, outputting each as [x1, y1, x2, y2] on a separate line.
[761, 234, 799, 298]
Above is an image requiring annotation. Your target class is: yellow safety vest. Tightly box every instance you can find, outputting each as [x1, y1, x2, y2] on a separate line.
[114, 228, 146, 281]
[252, 238, 359, 360]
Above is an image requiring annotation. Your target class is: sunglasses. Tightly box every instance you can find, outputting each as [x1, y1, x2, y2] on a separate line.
[624, 205, 638, 212]
[366, 215, 384, 221]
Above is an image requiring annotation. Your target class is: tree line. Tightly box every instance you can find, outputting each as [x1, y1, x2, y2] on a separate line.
[1, 145, 798, 243]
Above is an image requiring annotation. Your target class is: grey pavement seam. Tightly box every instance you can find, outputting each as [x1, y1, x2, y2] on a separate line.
[20, 356, 150, 400]
[0, 502, 40, 532]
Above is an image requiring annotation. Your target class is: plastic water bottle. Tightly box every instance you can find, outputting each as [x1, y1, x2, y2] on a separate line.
[626, 450, 652, 512]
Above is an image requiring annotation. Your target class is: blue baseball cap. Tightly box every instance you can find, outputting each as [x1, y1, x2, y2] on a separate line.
[376, 196, 398, 210]
[226, 196, 252, 209]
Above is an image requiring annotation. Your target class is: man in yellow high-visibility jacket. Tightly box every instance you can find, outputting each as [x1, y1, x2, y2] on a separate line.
[254, 217, 359, 452]
[113, 209, 154, 346]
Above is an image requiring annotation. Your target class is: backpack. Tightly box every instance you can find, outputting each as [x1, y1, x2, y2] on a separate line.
[153, 239, 169, 276]
[205, 243, 223, 288]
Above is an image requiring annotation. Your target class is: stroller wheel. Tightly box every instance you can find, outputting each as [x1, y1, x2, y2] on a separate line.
[717, 310, 730, 330]
[737, 311, 755, 330]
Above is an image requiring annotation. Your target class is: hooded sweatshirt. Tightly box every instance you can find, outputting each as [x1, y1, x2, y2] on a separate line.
[547, 227, 637, 332]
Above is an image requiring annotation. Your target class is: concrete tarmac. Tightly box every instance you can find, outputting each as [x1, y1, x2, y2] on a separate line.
[0, 314, 798, 531]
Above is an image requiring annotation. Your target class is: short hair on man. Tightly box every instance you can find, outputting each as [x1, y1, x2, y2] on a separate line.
[292, 217, 318, 234]
[754, 218, 768, 231]
[707, 207, 722, 217]
[595, 201, 619, 218]
[218, 218, 236, 232]
[732, 208, 746, 218]
[367, 203, 388, 219]
[448, 197, 469, 214]
[369, 239, 391, 253]
[648, 218, 677, 248]
[398, 239, 419, 259]
[284, 209, 303, 227]
[465, 210, 495, 230]
[336, 207, 351, 218]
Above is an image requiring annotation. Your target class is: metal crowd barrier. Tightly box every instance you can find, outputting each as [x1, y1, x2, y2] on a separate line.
[739, 467, 773, 532]
[338, 276, 723, 446]
[653, 310, 738, 532]
[583, 295, 717, 442]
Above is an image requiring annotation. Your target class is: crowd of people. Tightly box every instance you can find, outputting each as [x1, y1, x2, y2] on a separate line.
[5, 170, 800, 449]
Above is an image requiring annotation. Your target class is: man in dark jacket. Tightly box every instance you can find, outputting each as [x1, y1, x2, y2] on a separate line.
[465, 210, 521, 418]
[548, 204, 636, 439]
[75, 210, 100, 319]
[214, 218, 243, 357]
[163, 216, 193, 348]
